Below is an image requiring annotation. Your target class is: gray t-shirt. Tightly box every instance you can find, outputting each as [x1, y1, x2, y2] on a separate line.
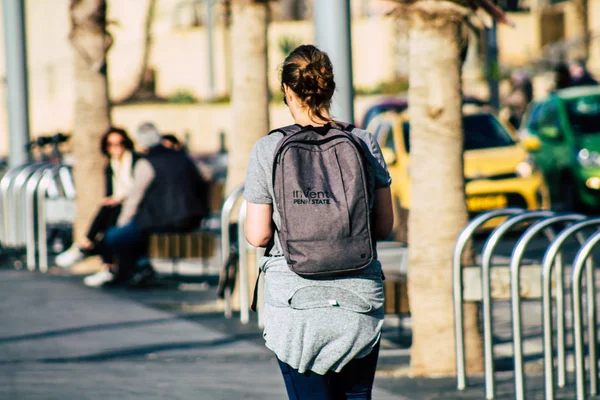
[244, 126, 392, 375]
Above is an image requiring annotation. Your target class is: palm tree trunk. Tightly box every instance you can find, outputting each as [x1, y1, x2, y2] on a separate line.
[223, 0, 233, 97]
[279, 0, 300, 20]
[406, 1, 483, 375]
[69, 0, 111, 244]
[124, 0, 157, 102]
[225, 0, 269, 195]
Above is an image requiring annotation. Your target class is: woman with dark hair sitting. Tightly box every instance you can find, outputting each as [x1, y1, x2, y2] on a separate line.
[56, 127, 140, 287]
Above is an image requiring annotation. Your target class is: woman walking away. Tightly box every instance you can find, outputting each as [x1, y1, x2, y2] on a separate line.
[244, 44, 393, 400]
[55, 127, 139, 287]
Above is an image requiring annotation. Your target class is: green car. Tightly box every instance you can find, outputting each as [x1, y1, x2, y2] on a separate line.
[520, 86, 600, 211]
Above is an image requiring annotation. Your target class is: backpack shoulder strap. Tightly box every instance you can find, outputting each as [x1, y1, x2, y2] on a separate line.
[332, 121, 356, 133]
[269, 124, 303, 137]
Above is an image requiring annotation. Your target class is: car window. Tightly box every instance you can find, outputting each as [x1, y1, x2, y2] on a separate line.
[402, 122, 410, 153]
[564, 95, 600, 135]
[362, 104, 408, 129]
[538, 102, 560, 130]
[402, 114, 515, 152]
[524, 102, 543, 130]
[373, 122, 396, 152]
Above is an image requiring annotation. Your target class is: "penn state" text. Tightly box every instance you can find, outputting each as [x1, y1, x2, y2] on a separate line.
[292, 189, 331, 205]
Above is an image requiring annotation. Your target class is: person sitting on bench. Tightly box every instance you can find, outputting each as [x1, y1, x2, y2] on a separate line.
[94, 122, 210, 287]
[55, 127, 140, 287]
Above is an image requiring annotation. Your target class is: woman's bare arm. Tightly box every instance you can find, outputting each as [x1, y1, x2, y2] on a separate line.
[372, 187, 394, 240]
[245, 202, 274, 247]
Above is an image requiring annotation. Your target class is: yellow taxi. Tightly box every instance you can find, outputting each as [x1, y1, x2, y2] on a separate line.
[367, 110, 551, 238]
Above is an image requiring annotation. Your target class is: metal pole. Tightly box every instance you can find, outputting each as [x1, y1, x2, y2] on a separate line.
[485, 21, 500, 110]
[205, 0, 215, 99]
[238, 200, 249, 324]
[481, 210, 553, 399]
[2, 0, 30, 168]
[572, 230, 600, 400]
[453, 208, 523, 390]
[540, 218, 600, 399]
[510, 214, 584, 400]
[220, 184, 245, 318]
[314, 0, 354, 123]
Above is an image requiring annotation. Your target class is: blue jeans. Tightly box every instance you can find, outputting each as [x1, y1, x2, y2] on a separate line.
[103, 220, 148, 282]
[277, 341, 380, 400]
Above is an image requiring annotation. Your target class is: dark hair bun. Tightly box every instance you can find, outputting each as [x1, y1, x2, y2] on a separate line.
[281, 45, 336, 121]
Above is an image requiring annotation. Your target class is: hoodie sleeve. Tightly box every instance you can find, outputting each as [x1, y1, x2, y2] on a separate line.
[117, 159, 155, 227]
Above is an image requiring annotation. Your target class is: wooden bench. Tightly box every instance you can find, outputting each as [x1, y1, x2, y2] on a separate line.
[148, 224, 410, 316]
[148, 231, 216, 260]
[383, 272, 410, 315]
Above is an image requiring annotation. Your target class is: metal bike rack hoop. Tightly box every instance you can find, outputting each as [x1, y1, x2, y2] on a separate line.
[36, 167, 61, 273]
[58, 166, 76, 199]
[0, 164, 27, 245]
[541, 218, 600, 399]
[6, 163, 43, 247]
[25, 164, 51, 270]
[237, 200, 249, 324]
[453, 207, 524, 391]
[572, 229, 600, 400]
[220, 184, 245, 319]
[13, 163, 47, 247]
[480, 210, 554, 400]
[509, 213, 585, 400]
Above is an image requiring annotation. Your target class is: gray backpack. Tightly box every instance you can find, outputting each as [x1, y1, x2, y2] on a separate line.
[269, 122, 374, 277]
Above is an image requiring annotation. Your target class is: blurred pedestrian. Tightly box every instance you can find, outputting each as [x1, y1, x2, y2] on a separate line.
[506, 70, 533, 128]
[95, 122, 210, 287]
[554, 63, 573, 90]
[161, 134, 183, 151]
[55, 127, 140, 287]
[569, 59, 598, 87]
[244, 44, 393, 400]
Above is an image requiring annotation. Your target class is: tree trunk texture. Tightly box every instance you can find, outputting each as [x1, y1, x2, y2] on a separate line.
[222, 0, 233, 96]
[279, 0, 301, 21]
[406, 2, 483, 376]
[225, 0, 269, 196]
[572, 0, 590, 62]
[125, 0, 157, 102]
[69, 0, 111, 244]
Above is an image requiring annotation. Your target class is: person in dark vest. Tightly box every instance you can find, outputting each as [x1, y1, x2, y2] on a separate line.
[96, 122, 209, 287]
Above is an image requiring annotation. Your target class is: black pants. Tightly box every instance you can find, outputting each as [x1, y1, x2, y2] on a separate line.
[277, 341, 380, 400]
[102, 219, 149, 283]
[86, 204, 121, 264]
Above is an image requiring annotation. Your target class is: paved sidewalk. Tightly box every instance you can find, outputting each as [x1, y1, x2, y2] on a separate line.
[0, 263, 585, 400]
[0, 268, 409, 400]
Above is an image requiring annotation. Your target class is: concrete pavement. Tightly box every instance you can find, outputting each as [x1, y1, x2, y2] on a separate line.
[0, 268, 410, 399]
[0, 251, 586, 399]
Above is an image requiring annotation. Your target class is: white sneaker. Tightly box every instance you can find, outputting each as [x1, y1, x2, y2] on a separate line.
[55, 245, 85, 268]
[83, 270, 114, 287]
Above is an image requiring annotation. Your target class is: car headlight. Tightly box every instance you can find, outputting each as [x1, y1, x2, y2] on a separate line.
[516, 159, 536, 178]
[577, 149, 600, 167]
